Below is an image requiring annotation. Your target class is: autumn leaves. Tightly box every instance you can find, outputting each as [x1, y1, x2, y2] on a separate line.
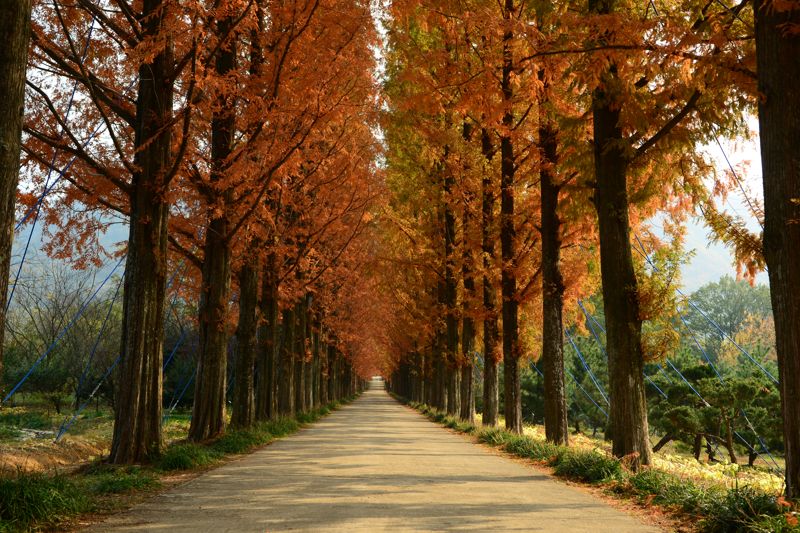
[381, 0, 764, 474]
[23, 0, 381, 461]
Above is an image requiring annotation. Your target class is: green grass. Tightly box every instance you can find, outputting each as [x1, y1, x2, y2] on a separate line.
[0, 426, 20, 440]
[553, 449, 623, 483]
[83, 467, 159, 494]
[155, 443, 222, 471]
[0, 411, 53, 431]
[502, 433, 562, 464]
[0, 472, 87, 532]
[404, 400, 800, 533]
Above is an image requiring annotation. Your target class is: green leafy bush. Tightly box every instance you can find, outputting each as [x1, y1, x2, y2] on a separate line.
[503, 434, 562, 464]
[477, 427, 510, 446]
[554, 449, 624, 483]
[210, 429, 268, 454]
[156, 443, 220, 471]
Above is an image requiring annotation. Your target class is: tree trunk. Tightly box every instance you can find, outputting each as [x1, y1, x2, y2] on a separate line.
[190, 215, 232, 441]
[749, 451, 758, 467]
[540, 116, 569, 446]
[435, 355, 446, 411]
[189, 13, 237, 441]
[303, 303, 313, 410]
[754, 0, 800, 498]
[481, 129, 500, 427]
[278, 307, 296, 416]
[460, 147, 476, 422]
[311, 320, 321, 408]
[589, 0, 651, 470]
[416, 352, 425, 404]
[256, 251, 278, 420]
[295, 301, 307, 414]
[458, 121, 476, 423]
[328, 346, 338, 402]
[459, 337, 475, 423]
[706, 437, 718, 463]
[425, 354, 431, 405]
[724, 419, 737, 464]
[693, 434, 703, 461]
[444, 145, 460, 417]
[652, 433, 673, 453]
[500, 0, 521, 434]
[320, 343, 331, 405]
[0, 0, 31, 386]
[110, 0, 173, 463]
[231, 256, 258, 428]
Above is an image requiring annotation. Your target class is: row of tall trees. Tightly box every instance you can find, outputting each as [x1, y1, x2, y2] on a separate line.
[381, 0, 800, 497]
[1, 0, 382, 464]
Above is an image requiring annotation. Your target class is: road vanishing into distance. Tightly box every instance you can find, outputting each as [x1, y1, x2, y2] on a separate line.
[88, 380, 661, 532]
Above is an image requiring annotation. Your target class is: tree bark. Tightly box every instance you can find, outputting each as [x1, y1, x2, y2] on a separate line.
[443, 144, 460, 417]
[540, 116, 569, 446]
[0, 0, 31, 387]
[320, 343, 331, 405]
[190, 215, 232, 441]
[311, 318, 321, 408]
[256, 250, 278, 420]
[435, 354, 446, 411]
[754, 0, 800, 498]
[231, 256, 258, 428]
[416, 352, 425, 404]
[693, 434, 703, 461]
[303, 302, 313, 410]
[460, 329, 475, 423]
[589, 0, 652, 465]
[110, 0, 173, 463]
[500, 0, 521, 434]
[278, 306, 296, 416]
[481, 128, 500, 427]
[189, 12, 237, 441]
[724, 419, 737, 464]
[295, 301, 307, 414]
[652, 433, 673, 453]
[328, 345, 337, 402]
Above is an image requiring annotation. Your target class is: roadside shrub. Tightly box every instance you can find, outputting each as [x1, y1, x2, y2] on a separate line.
[627, 469, 709, 513]
[701, 486, 782, 533]
[553, 449, 623, 483]
[503, 434, 562, 464]
[456, 421, 477, 434]
[210, 429, 268, 454]
[264, 418, 299, 438]
[297, 411, 321, 424]
[405, 399, 797, 532]
[477, 427, 510, 446]
[156, 443, 220, 471]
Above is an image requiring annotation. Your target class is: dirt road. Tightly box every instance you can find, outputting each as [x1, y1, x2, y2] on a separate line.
[89, 380, 661, 532]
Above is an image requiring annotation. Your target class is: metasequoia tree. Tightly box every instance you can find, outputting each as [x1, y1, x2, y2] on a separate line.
[387, 0, 566, 432]
[0, 0, 32, 387]
[753, 0, 800, 499]
[24, 0, 198, 462]
[579, 0, 754, 468]
[160, 0, 377, 439]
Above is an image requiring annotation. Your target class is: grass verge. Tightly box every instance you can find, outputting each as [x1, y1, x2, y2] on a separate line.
[0, 395, 358, 532]
[400, 397, 799, 533]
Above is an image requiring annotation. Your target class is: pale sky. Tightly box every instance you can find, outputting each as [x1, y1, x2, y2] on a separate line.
[677, 120, 768, 292]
